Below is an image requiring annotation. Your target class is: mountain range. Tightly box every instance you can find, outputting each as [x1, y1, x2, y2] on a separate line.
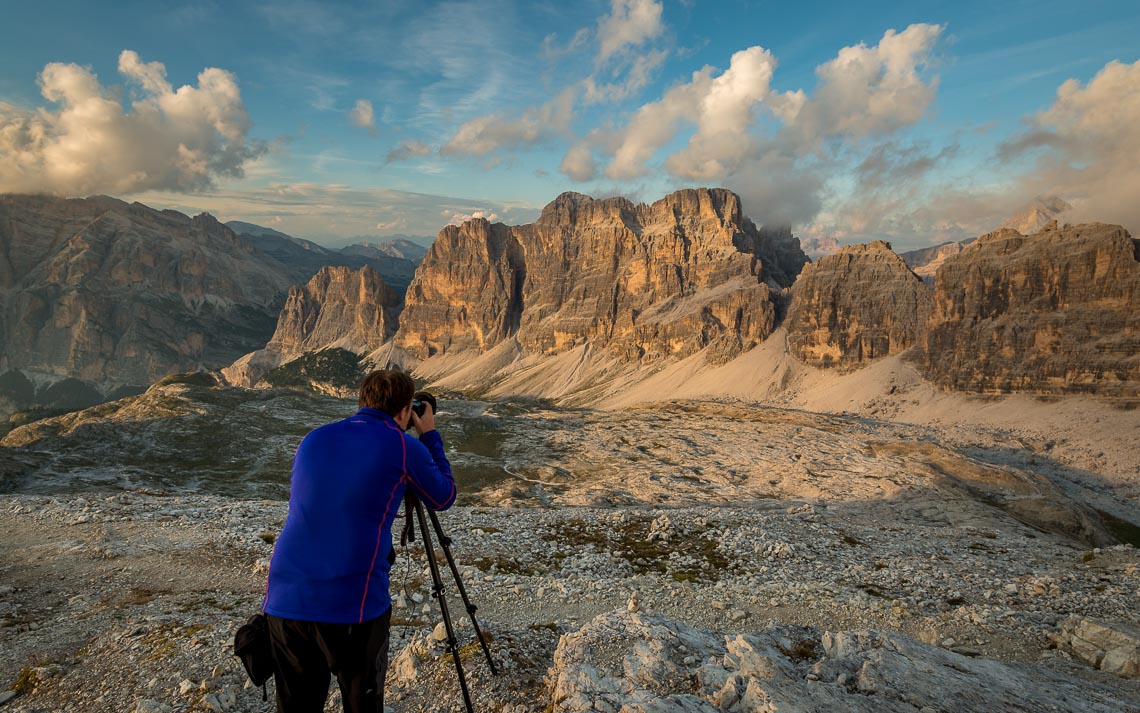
[1, 189, 1136, 420]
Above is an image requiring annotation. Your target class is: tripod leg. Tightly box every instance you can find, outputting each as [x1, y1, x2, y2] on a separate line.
[414, 501, 475, 713]
[427, 510, 499, 675]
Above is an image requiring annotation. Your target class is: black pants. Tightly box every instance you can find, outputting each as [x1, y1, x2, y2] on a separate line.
[267, 610, 391, 713]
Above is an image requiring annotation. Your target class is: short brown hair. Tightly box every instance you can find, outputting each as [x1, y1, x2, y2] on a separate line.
[359, 369, 415, 416]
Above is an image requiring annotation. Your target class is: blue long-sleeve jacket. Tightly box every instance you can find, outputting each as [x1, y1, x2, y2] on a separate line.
[263, 407, 455, 624]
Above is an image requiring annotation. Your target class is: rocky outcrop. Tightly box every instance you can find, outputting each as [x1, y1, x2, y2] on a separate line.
[548, 609, 1134, 712]
[396, 189, 807, 362]
[785, 241, 932, 368]
[1054, 617, 1140, 679]
[921, 222, 1140, 396]
[223, 265, 399, 387]
[267, 265, 399, 355]
[0, 194, 292, 390]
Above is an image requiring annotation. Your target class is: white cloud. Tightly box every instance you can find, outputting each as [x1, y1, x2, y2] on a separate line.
[595, 46, 788, 180]
[583, 49, 668, 104]
[0, 50, 262, 195]
[348, 99, 377, 135]
[597, 0, 665, 65]
[560, 142, 597, 181]
[1001, 58, 1140, 230]
[441, 87, 576, 155]
[664, 47, 780, 179]
[786, 24, 944, 146]
[385, 139, 432, 163]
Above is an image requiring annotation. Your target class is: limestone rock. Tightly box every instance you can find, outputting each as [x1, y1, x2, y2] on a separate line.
[1056, 616, 1140, 679]
[547, 609, 1135, 712]
[222, 265, 400, 387]
[0, 194, 293, 390]
[785, 241, 932, 368]
[921, 222, 1140, 396]
[396, 189, 807, 362]
[266, 265, 399, 356]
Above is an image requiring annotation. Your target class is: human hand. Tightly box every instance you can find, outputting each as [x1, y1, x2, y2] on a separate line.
[412, 401, 435, 435]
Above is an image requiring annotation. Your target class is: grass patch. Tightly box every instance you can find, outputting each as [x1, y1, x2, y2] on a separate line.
[12, 666, 38, 694]
[141, 624, 206, 661]
[258, 532, 277, 545]
[545, 517, 730, 581]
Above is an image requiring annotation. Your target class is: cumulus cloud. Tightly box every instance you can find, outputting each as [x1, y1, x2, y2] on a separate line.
[587, 46, 787, 180]
[1000, 58, 1140, 229]
[385, 139, 432, 163]
[561, 23, 944, 186]
[0, 50, 262, 196]
[348, 99, 377, 135]
[441, 87, 576, 155]
[785, 23, 943, 146]
[597, 0, 665, 64]
[663, 47, 781, 179]
[560, 142, 598, 181]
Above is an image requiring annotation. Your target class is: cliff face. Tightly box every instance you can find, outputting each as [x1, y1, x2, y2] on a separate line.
[266, 265, 400, 355]
[222, 265, 400, 388]
[921, 222, 1140, 395]
[785, 241, 932, 368]
[395, 188, 807, 362]
[0, 195, 292, 388]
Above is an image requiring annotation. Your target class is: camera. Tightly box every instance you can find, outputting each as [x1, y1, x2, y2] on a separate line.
[407, 391, 438, 431]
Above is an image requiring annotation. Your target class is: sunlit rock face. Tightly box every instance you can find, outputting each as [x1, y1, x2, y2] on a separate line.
[223, 265, 400, 388]
[267, 265, 400, 355]
[395, 188, 808, 361]
[785, 240, 932, 368]
[0, 194, 291, 386]
[921, 222, 1140, 396]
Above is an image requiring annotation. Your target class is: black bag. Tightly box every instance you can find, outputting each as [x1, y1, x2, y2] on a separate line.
[234, 613, 273, 701]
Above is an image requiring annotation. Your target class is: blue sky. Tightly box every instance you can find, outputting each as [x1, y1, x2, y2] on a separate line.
[1, 0, 1138, 249]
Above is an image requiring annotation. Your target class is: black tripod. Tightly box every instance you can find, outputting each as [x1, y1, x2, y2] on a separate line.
[400, 493, 497, 712]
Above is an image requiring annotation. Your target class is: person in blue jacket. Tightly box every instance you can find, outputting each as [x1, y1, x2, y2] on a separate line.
[263, 369, 455, 712]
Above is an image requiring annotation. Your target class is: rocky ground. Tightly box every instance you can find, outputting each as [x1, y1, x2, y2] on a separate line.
[1, 493, 1138, 711]
[1, 384, 1138, 711]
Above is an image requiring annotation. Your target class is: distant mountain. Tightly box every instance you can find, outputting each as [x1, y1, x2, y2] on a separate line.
[901, 196, 1072, 285]
[0, 195, 295, 416]
[225, 221, 418, 295]
[341, 238, 429, 264]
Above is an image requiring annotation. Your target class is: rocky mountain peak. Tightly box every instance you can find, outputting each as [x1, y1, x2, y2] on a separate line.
[396, 188, 807, 362]
[922, 222, 1139, 395]
[0, 194, 293, 391]
[786, 240, 931, 368]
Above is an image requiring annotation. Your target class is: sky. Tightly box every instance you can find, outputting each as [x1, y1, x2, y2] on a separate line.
[0, 0, 1138, 250]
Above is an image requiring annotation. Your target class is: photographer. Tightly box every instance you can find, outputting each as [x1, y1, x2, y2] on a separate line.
[262, 369, 455, 712]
